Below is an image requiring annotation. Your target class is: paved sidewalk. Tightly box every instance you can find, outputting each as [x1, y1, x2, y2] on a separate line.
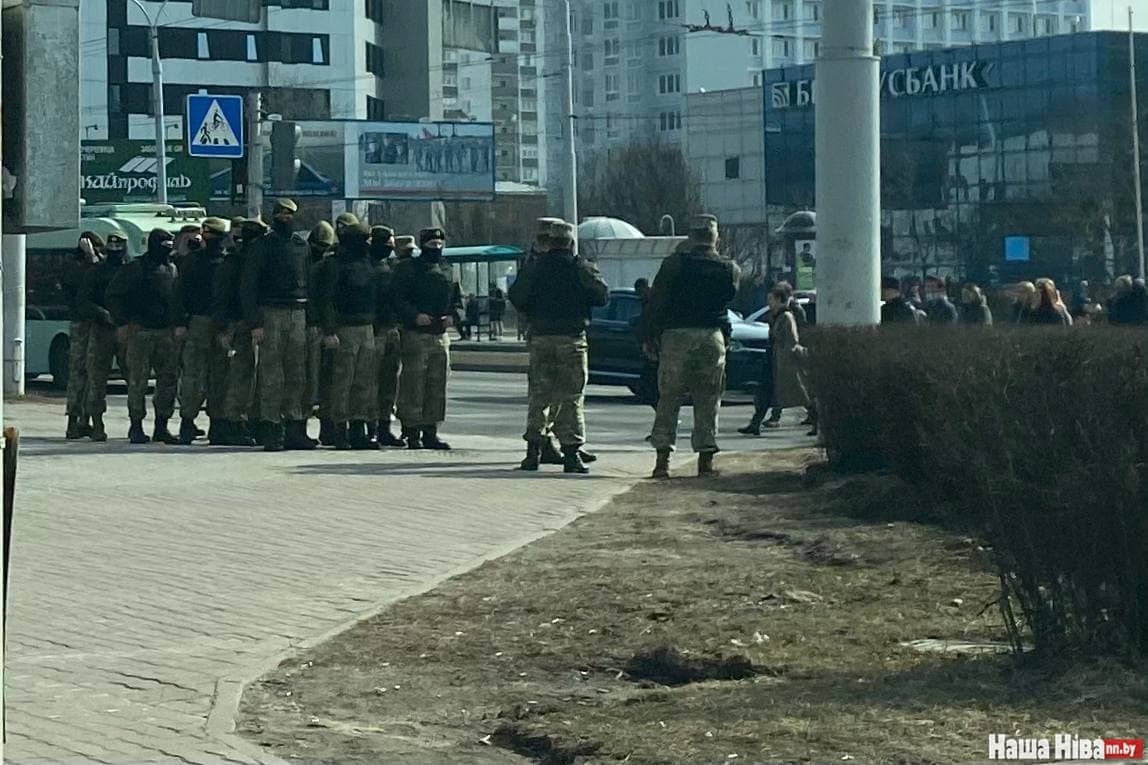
[3, 383, 811, 764]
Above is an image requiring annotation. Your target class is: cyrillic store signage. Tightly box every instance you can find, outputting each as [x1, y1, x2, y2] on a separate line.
[769, 61, 993, 110]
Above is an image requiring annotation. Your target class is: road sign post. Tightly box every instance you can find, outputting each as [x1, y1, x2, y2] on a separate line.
[186, 94, 245, 159]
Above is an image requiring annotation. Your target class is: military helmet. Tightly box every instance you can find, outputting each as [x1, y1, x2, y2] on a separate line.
[309, 221, 336, 248]
[419, 227, 447, 245]
[201, 217, 228, 235]
[273, 198, 298, 214]
[548, 220, 576, 245]
[335, 211, 360, 228]
[371, 225, 395, 241]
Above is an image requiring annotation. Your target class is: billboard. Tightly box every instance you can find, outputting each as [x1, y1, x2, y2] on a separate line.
[269, 120, 496, 202]
[82, 140, 214, 204]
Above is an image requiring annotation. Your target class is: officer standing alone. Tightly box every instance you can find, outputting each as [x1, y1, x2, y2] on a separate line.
[392, 227, 462, 450]
[640, 214, 739, 479]
[509, 220, 608, 474]
[107, 228, 182, 445]
[240, 199, 314, 452]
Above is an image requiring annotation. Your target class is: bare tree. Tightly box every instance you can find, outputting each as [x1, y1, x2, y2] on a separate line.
[578, 135, 700, 234]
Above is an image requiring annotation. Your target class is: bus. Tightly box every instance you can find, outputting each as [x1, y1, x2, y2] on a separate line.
[25, 203, 212, 387]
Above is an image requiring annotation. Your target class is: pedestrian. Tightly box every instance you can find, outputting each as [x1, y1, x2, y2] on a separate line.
[1010, 281, 1037, 323]
[62, 232, 104, 439]
[488, 288, 507, 340]
[880, 277, 921, 324]
[1107, 275, 1134, 324]
[240, 198, 315, 452]
[77, 230, 127, 442]
[211, 218, 266, 447]
[759, 285, 809, 429]
[1030, 278, 1073, 326]
[959, 283, 993, 325]
[316, 222, 380, 450]
[923, 275, 959, 325]
[106, 228, 181, 445]
[393, 227, 462, 449]
[1128, 278, 1148, 325]
[174, 217, 230, 445]
[464, 294, 480, 340]
[372, 228, 406, 447]
[640, 214, 739, 479]
[306, 221, 336, 445]
[509, 220, 608, 473]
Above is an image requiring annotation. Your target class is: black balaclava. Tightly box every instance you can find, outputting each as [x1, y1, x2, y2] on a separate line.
[105, 238, 128, 266]
[146, 229, 175, 264]
[272, 215, 293, 238]
[370, 239, 393, 263]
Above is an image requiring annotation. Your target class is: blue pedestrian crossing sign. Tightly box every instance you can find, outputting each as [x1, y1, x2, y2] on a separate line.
[186, 94, 244, 158]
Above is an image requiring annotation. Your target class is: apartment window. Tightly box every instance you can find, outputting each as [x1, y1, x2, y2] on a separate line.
[311, 37, 325, 64]
[366, 42, 384, 76]
[747, 1, 760, 20]
[604, 38, 620, 63]
[246, 34, 257, 61]
[658, 1, 680, 20]
[603, 1, 619, 20]
[366, 94, 385, 120]
[582, 15, 594, 34]
[657, 73, 681, 94]
[1009, 13, 1026, 34]
[1040, 16, 1057, 35]
[581, 47, 594, 70]
[605, 73, 620, 100]
[658, 111, 681, 131]
[926, 11, 940, 29]
[658, 35, 680, 56]
[803, 39, 818, 59]
[627, 71, 641, 96]
[804, 2, 819, 21]
[952, 11, 969, 31]
[725, 156, 740, 180]
[366, 0, 384, 23]
[583, 88, 595, 107]
[772, 37, 791, 58]
[627, 1, 640, 20]
[197, 31, 209, 59]
[108, 27, 121, 56]
[279, 33, 326, 64]
[894, 7, 912, 28]
[751, 37, 760, 56]
[751, 72, 760, 86]
[772, 2, 791, 21]
[986, 13, 998, 33]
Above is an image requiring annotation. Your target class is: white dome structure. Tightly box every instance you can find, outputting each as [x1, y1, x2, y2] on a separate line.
[577, 216, 645, 240]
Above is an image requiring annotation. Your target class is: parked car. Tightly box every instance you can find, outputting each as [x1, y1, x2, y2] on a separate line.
[587, 288, 770, 402]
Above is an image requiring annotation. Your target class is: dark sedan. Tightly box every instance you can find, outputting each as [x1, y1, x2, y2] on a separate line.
[587, 289, 770, 402]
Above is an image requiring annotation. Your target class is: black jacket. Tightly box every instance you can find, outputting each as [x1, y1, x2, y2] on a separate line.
[925, 297, 960, 325]
[960, 302, 993, 326]
[61, 257, 97, 322]
[106, 254, 179, 329]
[508, 250, 608, 336]
[240, 227, 309, 327]
[375, 258, 401, 328]
[317, 246, 379, 333]
[212, 249, 246, 329]
[881, 297, 921, 325]
[641, 245, 739, 341]
[78, 259, 125, 328]
[177, 239, 225, 323]
[392, 256, 463, 334]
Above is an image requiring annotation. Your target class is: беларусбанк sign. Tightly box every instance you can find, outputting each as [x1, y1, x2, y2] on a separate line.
[770, 61, 993, 110]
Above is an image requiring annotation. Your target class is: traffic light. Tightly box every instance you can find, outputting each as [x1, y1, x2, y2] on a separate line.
[270, 121, 302, 195]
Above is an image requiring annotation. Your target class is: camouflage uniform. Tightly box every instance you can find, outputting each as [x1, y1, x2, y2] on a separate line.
[125, 328, 180, 422]
[61, 245, 98, 433]
[372, 228, 403, 436]
[176, 218, 230, 442]
[508, 221, 608, 472]
[641, 214, 740, 477]
[214, 219, 266, 440]
[78, 234, 128, 440]
[304, 222, 336, 430]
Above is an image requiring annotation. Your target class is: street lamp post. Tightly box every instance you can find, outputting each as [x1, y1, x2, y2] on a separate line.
[130, 0, 170, 206]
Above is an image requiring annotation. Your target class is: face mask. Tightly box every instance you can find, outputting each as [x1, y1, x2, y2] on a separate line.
[372, 243, 393, 261]
[273, 219, 293, 236]
[186, 238, 203, 251]
[106, 248, 126, 265]
[421, 246, 443, 263]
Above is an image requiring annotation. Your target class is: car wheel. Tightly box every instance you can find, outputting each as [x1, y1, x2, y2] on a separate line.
[49, 334, 70, 390]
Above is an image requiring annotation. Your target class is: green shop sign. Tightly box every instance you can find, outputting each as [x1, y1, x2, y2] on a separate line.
[81, 140, 213, 203]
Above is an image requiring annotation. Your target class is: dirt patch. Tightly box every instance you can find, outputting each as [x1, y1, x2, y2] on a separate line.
[238, 449, 1148, 765]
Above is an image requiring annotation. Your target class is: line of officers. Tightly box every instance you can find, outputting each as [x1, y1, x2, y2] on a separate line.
[62, 203, 739, 478]
[62, 198, 466, 452]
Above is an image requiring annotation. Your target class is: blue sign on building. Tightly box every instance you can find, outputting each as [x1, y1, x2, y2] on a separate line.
[186, 95, 244, 158]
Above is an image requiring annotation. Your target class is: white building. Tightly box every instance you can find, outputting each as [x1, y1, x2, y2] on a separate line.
[80, 0, 443, 142]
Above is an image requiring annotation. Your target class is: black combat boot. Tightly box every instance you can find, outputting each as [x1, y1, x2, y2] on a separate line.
[153, 418, 180, 445]
[177, 418, 199, 445]
[262, 420, 284, 452]
[349, 420, 379, 450]
[90, 414, 108, 443]
[520, 441, 541, 471]
[562, 445, 589, 475]
[318, 418, 336, 446]
[578, 448, 598, 464]
[539, 437, 564, 465]
[738, 411, 765, 436]
[697, 451, 719, 477]
[651, 448, 671, 479]
[228, 420, 256, 447]
[128, 418, 151, 445]
[332, 422, 351, 451]
[421, 426, 451, 451]
[376, 419, 405, 447]
[283, 420, 316, 451]
[66, 415, 83, 440]
[209, 420, 231, 446]
[403, 427, 423, 450]
[78, 416, 94, 438]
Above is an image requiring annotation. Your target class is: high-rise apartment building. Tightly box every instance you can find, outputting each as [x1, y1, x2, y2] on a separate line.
[81, 0, 443, 142]
[444, 0, 546, 184]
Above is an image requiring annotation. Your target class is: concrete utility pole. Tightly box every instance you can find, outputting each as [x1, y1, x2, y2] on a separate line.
[561, 0, 578, 242]
[131, 0, 170, 205]
[815, 0, 881, 326]
[1131, 6, 1146, 280]
[246, 91, 264, 220]
[0, 4, 6, 750]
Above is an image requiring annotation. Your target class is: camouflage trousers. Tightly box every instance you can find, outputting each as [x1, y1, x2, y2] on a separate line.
[329, 324, 377, 423]
[397, 331, 450, 429]
[126, 327, 179, 423]
[66, 321, 92, 417]
[222, 322, 257, 422]
[178, 315, 229, 420]
[85, 324, 125, 416]
[523, 334, 589, 447]
[375, 325, 402, 424]
[650, 327, 726, 454]
[256, 307, 307, 422]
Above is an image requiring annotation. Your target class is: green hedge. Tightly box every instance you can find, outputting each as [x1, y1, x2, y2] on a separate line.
[806, 326, 1148, 659]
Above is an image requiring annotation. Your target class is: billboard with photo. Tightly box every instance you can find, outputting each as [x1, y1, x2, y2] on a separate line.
[268, 120, 495, 202]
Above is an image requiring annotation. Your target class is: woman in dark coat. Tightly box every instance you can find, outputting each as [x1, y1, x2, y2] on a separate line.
[763, 286, 809, 428]
[488, 287, 507, 340]
[959, 283, 993, 325]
